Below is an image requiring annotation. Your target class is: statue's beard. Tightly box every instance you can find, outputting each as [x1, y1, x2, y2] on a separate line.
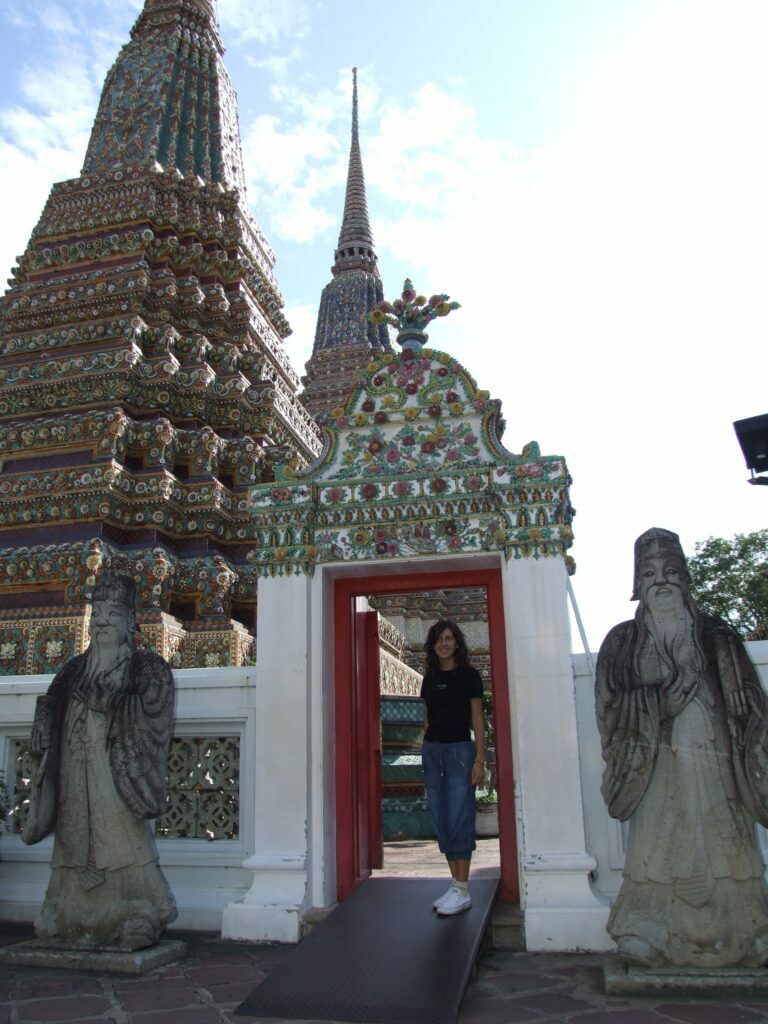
[86, 629, 130, 680]
[638, 588, 706, 694]
[646, 583, 687, 637]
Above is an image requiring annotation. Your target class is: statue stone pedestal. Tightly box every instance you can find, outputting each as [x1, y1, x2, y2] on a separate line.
[605, 958, 768, 997]
[0, 938, 187, 975]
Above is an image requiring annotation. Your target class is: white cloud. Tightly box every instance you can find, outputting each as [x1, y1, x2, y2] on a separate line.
[218, 0, 313, 44]
[283, 301, 319, 368]
[241, 68, 379, 243]
[98, 0, 141, 11]
[246, 52, 302, 77]
[268, 189, 337, 244]
[10, 56, 98, 151]
[0, 52, 95, 278]
[38, 3, 77, 34]
[244, 114, 340, 188]
[242, 113, 342, 242]
[0, 1, 32, 28]
[0, 3, 137, 285]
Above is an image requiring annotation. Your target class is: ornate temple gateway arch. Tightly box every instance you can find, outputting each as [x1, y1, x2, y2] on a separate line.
[223, 340, 611, 950]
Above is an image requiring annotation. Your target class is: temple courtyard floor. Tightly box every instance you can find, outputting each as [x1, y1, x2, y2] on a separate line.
[2, 839, 768, 1024]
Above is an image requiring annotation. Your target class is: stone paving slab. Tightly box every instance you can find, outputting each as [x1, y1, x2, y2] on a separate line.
[4, 842, 768, 1024]
[461, 954, 768, 1023]
[5, 925, 768, 1024]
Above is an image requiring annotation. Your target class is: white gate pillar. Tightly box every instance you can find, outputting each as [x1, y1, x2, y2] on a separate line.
[222, 573, 312, 942]
[502, 555, 613, 951]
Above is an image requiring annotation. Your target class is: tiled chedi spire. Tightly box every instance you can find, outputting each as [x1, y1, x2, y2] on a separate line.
[300, 68, 391, 420]
[333, 66, 376, 276]
[0, 0, 322, 675]
[83, 0, 246, 193]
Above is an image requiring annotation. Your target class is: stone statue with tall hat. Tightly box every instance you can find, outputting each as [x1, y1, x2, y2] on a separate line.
[23, 571, 177, 951]
[596, 528, 768, 967]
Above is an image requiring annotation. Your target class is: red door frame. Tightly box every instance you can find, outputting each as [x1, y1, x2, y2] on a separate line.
[350, 600, 383, 874]
[334, 566, 519, 903]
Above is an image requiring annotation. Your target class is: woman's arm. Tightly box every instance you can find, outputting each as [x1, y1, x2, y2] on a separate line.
[470, 696, 485, 786]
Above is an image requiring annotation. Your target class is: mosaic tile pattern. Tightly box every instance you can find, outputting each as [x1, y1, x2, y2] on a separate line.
[0, 1, 322, 672]
[250, 345, 575, 577]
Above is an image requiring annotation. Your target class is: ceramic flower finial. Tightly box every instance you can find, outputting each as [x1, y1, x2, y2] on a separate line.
[368, 279, 460, 350]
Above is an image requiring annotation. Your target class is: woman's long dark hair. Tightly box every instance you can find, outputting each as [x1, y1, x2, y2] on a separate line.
[423, 619, 470, 684]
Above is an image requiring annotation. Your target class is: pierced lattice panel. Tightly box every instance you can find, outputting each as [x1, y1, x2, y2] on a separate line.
[10, 735, 240, 841]
[156, 736, 240, 839]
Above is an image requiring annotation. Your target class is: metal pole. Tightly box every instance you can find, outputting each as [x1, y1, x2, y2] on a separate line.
[566, 569, 596, 682]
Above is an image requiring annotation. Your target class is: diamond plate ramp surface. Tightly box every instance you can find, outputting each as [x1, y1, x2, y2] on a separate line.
[235, 876, 499, 1023]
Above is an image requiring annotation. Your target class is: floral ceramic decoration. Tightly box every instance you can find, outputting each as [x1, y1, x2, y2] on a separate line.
[368, 279, 461, 352]
[248, 339, 574, 578]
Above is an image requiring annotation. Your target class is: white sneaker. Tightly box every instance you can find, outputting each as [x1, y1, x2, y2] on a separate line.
[436, 887, 472, 916]
[432, 885, 457, 910]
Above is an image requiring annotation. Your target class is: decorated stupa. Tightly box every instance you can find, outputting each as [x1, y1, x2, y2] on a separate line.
[300, 69, 392, 419]
[0, 0, 322, 674]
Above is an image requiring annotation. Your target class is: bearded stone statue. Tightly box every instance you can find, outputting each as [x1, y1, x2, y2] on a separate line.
[23, 572, 177, 951]
[596, 528, 768, 967]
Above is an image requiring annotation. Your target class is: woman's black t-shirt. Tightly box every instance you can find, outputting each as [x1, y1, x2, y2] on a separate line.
[420, 664, 483, 743]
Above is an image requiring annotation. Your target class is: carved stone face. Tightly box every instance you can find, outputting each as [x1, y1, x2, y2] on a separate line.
[90, 598, 131, 649]
[637, 551, 688, 612]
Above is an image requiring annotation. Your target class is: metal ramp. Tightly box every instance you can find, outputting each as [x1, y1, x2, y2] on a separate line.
[235, 875, 499, 1023]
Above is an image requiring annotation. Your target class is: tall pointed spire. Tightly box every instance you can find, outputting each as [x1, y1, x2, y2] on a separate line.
[333, 68, 376, 276]
[82, 0, 245, 191]
[300, 69, 391, 420]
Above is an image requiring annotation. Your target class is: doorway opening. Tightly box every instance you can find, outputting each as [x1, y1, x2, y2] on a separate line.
[334, 567, 518, 904]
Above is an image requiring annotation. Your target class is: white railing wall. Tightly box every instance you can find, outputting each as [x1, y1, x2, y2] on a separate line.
[3, 641, 767, 935]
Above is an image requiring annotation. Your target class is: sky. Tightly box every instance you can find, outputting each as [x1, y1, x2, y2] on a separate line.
[0, 0, 766, 653]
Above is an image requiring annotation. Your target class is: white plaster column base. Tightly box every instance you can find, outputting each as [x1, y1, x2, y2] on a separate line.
[221, 855, 306, 944]
[522, 853, 616, 952]
[222, 902, 300, 944]
[525, 906, 615, 952]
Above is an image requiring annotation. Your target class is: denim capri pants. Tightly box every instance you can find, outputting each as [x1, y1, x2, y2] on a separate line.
[421, 739, 477, 861]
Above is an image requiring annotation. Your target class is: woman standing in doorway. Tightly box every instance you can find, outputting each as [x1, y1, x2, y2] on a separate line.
[421, 619, 486, 915]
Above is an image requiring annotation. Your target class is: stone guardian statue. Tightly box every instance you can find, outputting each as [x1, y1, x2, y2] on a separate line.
[23, 571, 177, 950]
[596, 527, 768, 967]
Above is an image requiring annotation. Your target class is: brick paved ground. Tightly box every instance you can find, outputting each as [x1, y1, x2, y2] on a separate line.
[4, 926, 768, 1024]
[3, 839, 768, 1024]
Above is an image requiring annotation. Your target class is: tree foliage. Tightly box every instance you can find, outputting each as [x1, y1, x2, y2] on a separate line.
[686, 529, 768, 639]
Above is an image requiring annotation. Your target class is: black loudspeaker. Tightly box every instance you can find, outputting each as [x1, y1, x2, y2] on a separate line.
[734, 413, 768, 483]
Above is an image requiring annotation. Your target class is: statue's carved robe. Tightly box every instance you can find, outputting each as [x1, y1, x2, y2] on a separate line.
[24, 650, 177, 949]
[596, 614, 768, 967]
